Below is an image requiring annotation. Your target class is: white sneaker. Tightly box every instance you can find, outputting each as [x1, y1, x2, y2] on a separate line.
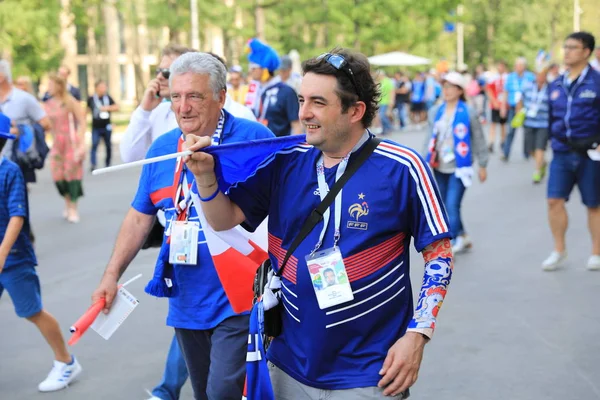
[38, 356, 82, 392]
[452, 235, 472, 254]
[145, 389, 164, 400]
[541, 251, 567, 271]
[587, 255, 600, 271]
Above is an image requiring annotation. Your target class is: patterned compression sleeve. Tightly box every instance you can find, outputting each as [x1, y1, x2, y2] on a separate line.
[407, 238, 453, 338]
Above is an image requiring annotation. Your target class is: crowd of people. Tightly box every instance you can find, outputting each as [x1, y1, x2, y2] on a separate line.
[0, 29, 599, 400]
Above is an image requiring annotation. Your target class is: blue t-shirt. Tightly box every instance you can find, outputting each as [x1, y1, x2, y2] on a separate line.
[0, 158, 37, 270]
[505, 71, 536, 106]
[259, 82, 299, 137]
[131, 110, 274, 330]
[228, 137, 451, 390]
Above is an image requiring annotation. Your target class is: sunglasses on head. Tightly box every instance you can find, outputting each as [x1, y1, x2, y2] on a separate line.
[155, 68, 170, 79]
[317, 53, 361, 99]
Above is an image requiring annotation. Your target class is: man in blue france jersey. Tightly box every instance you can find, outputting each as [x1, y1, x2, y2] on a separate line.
[184, 49, 454, 399]
[91, 52, 273, 400]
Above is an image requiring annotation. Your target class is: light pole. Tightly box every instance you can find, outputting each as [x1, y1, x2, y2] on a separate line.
[191, 0, 200, 49]
[573, 0, 582, 32]
[457, 5, 465, 71]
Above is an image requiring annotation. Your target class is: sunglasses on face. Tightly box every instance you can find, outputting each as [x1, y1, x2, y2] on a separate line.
[155, 68, 170, 79]
[317, 53, 361, 99]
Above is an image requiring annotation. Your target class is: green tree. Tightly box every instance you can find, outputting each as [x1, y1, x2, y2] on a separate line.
[0, 0, 63, 82]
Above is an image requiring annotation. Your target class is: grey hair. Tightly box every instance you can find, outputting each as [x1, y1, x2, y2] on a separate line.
[515, 57, 528, 66]
[0, 60, 12, 83]
[169, 52, 226, 100]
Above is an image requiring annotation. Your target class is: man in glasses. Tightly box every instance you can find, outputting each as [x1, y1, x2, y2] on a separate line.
[185, 48, 454, 399]
[120, 44, 194, 163]
[118, 46, 261, 400]
[543, 31, 600, 271]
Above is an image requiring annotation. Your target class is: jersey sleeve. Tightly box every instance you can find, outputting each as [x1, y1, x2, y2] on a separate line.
[227, 155, 278, 231]
[131, 160, 157, 215]
[7, 167, 28, 219]
[406, 153, 451, 251]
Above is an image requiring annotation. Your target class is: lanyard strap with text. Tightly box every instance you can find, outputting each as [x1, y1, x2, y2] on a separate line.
[312, 131, 370, 254]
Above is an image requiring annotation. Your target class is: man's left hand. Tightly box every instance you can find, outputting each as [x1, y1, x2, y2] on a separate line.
[378, 332, 427, 396]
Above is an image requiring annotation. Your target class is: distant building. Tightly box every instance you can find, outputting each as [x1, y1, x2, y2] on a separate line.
[58, 0, 232, 106]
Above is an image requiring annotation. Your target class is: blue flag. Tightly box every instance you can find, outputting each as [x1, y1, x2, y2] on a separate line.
[146, 135, 307, 301]
[203, 135, 307, 194]
[244, 301, 275, 400]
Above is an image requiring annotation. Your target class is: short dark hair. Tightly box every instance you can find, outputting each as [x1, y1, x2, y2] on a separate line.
[162, 44, 196, 58]
[302, 48, 380, 128]
[566, 31, 596, 57]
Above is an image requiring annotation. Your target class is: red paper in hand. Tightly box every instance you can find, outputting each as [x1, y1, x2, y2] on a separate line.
[68, 298, 106, 346]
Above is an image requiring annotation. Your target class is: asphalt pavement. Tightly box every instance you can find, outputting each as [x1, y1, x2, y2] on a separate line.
[1, 125, 598, 400]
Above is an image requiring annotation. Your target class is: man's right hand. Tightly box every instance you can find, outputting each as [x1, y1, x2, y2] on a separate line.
[183, 135, 216, 178]
[92, 273, 119, 314]
[140, 79, 163, 111]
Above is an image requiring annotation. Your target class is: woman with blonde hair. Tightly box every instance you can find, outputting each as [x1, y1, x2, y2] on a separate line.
[43, 73, 86, 223]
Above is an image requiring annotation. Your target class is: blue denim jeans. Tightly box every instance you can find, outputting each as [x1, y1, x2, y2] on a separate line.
[434, 170, 467, 239]
[548, 151, 600, 208]
[151, 334, 189, 400]
[378, 105, 393, 134]
[394, 102, 407, 128]
[91, 126, 112, 167]
[502, 106, 517, 159]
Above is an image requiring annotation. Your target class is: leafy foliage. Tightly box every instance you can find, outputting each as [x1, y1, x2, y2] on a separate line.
[1, 0, 599, 81]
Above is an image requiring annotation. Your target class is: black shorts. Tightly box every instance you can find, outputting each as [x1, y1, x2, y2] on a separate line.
[411, 102, 426, 112]
[491, 109, 508, 124]
[524, 127, 549, 153]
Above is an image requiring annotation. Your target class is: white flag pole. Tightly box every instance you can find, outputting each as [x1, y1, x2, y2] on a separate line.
[91, 150, 193, 176]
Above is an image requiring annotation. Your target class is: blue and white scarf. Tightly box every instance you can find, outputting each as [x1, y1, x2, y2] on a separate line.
[426, 100, 474, 186]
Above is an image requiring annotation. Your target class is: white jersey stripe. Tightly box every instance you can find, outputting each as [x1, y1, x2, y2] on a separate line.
[374, 149, 438, 235]
[352, 263, 404, 295]
[378, 143, 448, 233]
[326, 274, 405, 315]
[283, 301, 301, 323]
[325, 286, 406, 329]
[281, 289, 298, 310]
[281, 282, 298, 298]
[378, 143, 448, 234]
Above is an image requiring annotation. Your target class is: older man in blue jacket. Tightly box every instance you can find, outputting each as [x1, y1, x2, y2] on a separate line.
[543, 32, 600, 271]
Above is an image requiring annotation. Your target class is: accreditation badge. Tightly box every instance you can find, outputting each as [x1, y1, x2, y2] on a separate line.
[441, 145, 455, 163]
[526, 106, 538, 118]
[169, 221, 199, 265]
[305, 247, 354, 310]
[99, 111, 110, 120]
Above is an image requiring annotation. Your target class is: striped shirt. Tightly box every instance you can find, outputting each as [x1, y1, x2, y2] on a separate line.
[523, 81, 550, 129]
